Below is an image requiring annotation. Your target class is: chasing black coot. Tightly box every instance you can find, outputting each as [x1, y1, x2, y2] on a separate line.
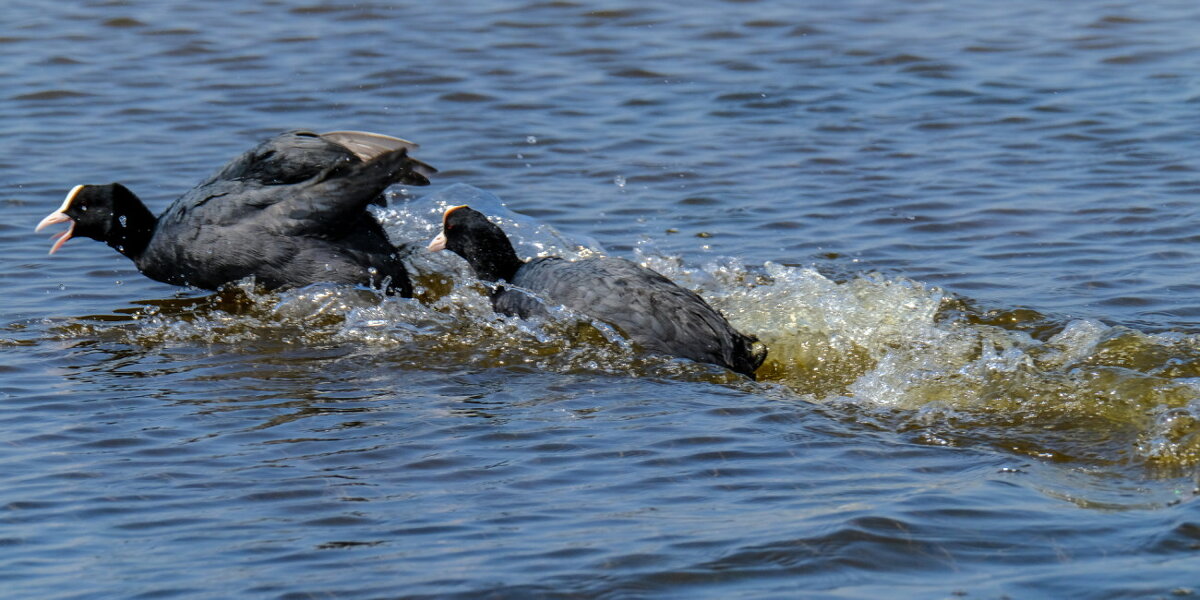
[427, 205, 766, 378]
[35, 130, 436, 296]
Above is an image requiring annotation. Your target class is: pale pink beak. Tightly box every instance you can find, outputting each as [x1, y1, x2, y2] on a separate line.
[427, 204, 468, 252]
[427, 231, 447, 252]
[35, 212, 75, 255]
[36, 184, 85, 254]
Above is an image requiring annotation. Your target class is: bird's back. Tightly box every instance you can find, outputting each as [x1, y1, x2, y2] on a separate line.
[501, 257, 764, 377]
[138, 131, 426, 294]
[205, 131, 358, 186]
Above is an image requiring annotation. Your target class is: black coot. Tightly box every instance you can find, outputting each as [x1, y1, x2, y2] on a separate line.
[428, 205, 766, 378]
[35, 130, 436, 296]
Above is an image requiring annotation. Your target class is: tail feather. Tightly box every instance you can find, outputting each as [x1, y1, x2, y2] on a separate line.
[274, 148, 435, 234]
[317, 147, 429, 190]
[320, 130, 436, 186]
[733, 334, 768, 380]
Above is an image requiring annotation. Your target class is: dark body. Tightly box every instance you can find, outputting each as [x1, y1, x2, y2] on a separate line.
[499, 256, 766, 378]
[38, 130, 435, 296]
[429, 205, 766, 378]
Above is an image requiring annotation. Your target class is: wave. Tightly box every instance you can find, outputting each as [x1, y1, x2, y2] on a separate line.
[44, 184, 1200, 474]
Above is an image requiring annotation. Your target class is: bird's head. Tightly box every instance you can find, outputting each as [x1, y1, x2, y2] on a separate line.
[427, 205, 522, 282]
[35, 183, 151, 256]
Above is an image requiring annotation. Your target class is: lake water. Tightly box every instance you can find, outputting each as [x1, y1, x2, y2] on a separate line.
[3, 1, 1200, 598]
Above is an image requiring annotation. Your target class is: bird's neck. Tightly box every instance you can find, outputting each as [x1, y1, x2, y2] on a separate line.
[469, 243, 524, 283]
[107, 194, 158, 260]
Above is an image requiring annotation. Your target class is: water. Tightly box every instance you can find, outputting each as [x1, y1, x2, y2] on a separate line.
[3, 1, 1200, 598]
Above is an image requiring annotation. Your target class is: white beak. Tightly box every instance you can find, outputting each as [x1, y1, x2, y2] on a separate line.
[428, 231, 448, 252]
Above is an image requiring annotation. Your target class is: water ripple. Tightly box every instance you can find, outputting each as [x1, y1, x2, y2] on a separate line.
[4, 1, 1200, 598]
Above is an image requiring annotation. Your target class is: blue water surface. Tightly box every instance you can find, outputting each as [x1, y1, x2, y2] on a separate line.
[2, 2, 1199, 598]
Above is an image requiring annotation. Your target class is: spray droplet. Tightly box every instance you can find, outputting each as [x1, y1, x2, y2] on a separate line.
[118, 215, 127, 228]
[613, 175, 626, 188]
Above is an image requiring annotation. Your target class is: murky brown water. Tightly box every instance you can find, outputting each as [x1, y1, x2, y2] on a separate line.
[3, 2, 1199, 598]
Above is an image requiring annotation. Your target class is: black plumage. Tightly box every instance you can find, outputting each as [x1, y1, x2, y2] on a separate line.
[35, 130, 435, 296]
[428, 205, 766, 378]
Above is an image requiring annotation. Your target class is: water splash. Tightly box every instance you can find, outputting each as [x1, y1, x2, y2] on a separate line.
[48, 185, 1200, 474]
[634, 246, 1200, 472]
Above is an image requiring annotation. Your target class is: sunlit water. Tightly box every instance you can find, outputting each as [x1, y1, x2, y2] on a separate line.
[3, 2, 1199, 598]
